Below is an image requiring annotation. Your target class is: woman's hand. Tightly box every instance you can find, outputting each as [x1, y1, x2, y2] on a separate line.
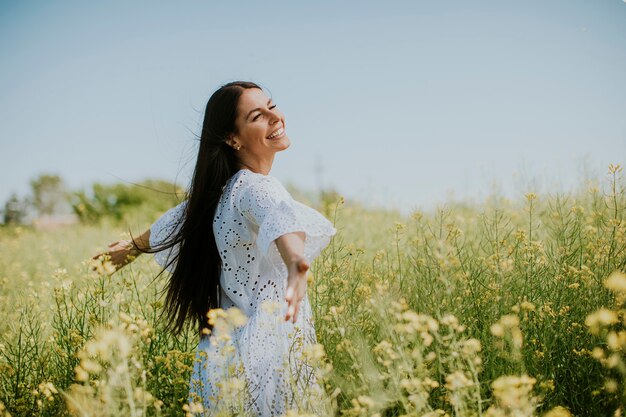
[275, 231, 309, 323]
[284, 257, 310, 323]
[91, 230, 150, 276]
[91, 240, 140, 275]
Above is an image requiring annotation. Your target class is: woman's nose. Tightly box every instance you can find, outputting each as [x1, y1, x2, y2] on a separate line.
[268, 109, 281, 123]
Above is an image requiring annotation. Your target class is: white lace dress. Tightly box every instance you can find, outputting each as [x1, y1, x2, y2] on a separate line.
[149, 169, 337, 417]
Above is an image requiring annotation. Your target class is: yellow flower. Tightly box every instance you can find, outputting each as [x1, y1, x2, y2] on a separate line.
[226, 307, 248, 328]
[606, 331, 626, 351]
[420, 332, 434, 347]
[500, 314, 520, 328]
[604, 378, 618, 393]
[207, 308, 229, 326]
[585, 308, 619, 334]
[303, 343, 326, 363]
[74, 365, 89, 382]
[592, 347, 604, 359]
[356, 395, 375, 408]
[606, 354, 621, 369]
[261, 300, 282, 315]
[80, 359, 102, 374]
[543, 406, 573, 417]
[440, 314, 459, 329]
[102, 260, 116, 275]
[490, 375, 536, 409]
[329, 305, 345, 316]
[605, 270, 626, 294]
[490, 323, 504, 337]
[445, 371, 474, 390]
[608, 163, 623, 174]
[461, 338, 482, 356]
[119, 312, 132, 324]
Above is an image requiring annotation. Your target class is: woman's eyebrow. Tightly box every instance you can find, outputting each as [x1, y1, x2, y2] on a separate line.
[246, 99, 273, 120]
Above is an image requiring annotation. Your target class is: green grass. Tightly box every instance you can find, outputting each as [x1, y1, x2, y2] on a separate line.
[0, 165, 625, 417]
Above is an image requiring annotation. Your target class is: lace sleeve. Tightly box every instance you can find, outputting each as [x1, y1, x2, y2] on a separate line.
[149, 200, 187, 272]
[237, 177, 337, 260]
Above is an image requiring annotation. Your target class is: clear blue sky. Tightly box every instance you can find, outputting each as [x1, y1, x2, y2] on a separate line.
[1, 0, 625, 214]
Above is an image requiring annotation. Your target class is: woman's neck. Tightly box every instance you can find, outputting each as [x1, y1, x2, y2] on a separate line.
[238, 154, 275, 176]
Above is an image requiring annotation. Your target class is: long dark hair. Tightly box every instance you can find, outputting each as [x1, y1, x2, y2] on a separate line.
[136, 81, 262, 336]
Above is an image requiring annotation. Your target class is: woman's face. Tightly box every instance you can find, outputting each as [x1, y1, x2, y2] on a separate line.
[230, 88, 290, 156]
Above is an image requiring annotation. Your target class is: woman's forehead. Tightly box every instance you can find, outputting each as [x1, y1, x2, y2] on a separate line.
[238, 88, 269, 111]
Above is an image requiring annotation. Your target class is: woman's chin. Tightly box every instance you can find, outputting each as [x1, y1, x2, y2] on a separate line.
[275, 137, 291, 151]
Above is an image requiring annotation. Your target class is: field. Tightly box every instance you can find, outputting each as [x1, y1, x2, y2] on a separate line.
[1, 164, 625, 417]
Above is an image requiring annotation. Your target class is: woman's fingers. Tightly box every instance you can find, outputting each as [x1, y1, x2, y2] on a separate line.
[285, 293, 295, 321]
[285, 287, 305, 322]
[290, 305, 298, 323]
[285, 300, 300, 323]
[92, 241, 123, 261]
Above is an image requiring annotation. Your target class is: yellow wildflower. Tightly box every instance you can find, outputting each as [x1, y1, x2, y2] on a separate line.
[605, 271, 626, 294]
[226, 308, 248, 328]
[585, 308, 619, 334]
[445, 371, 474, 390]
[543, 406, 573, 417]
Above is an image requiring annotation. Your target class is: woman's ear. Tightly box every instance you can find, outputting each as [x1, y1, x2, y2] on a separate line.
[226, 135, 241, 150]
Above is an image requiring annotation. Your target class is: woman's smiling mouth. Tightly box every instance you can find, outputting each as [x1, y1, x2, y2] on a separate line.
[267, 126, 285, 139]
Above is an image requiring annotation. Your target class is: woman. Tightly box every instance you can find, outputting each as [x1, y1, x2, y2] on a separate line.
[94, 81, 337, 416]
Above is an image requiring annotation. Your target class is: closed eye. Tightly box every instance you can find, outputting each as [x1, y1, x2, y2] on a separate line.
[253, 105, 277, 122]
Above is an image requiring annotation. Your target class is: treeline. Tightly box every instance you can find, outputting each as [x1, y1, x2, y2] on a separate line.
[2, 174, 184, 226]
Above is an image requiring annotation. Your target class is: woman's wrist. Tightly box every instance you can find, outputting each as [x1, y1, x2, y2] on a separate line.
[287, 254, 306, 266]
[123, 239, 142, 257]
[288, 256, 310, 280]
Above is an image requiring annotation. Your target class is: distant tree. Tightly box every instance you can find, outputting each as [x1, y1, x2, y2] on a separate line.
[2, 193, 28, 224]
[29, 174, 68, 216]
[71, 179, 184, 224]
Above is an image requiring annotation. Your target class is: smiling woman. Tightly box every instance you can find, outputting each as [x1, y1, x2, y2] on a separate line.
[225, 88, 290, 168]
[93, 81, 337, 416]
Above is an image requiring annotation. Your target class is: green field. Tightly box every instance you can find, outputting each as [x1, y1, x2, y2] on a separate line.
[1, 165, 625, 417]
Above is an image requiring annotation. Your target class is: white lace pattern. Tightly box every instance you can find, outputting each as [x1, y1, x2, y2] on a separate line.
[149, 169, 337, 416]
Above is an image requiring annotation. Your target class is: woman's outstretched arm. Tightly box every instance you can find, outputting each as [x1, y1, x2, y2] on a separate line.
[91, 229, 151, 275]
[275, 231, 310, 323]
